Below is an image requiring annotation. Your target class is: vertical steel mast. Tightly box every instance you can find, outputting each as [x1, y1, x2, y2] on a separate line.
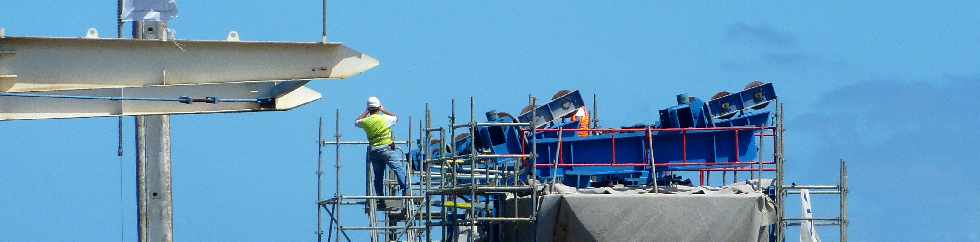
[133, 19, 176, 242]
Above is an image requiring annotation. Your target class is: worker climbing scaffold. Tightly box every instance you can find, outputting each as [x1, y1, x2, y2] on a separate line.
[356, 97, 409, 210]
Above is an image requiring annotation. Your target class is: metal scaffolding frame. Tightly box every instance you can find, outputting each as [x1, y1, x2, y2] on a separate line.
[774, 104, 850, 242]
[429, 96, 539, 242]
[312, 99, 848, 242]
[315, 96, 540, 242]
[317, 109, 423, 242]
[778, 159, 849, 242]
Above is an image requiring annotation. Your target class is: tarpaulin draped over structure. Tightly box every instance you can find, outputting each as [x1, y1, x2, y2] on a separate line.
[503, 183, 777, 242]
[800, 189, 822, 242]
[122, 0, 178, 22]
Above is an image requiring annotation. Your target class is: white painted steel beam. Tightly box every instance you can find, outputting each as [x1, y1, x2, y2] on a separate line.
[0, 36, 378, 92]
[0, 80, 320, 121]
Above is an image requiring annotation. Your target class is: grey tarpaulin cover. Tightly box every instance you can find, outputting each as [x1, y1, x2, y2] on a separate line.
[122, 0, 178, 22]
[504, 182, 777, 242]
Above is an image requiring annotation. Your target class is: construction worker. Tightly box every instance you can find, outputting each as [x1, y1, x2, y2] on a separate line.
[571, 106, 591, 137]
[355, 97, 409, 203]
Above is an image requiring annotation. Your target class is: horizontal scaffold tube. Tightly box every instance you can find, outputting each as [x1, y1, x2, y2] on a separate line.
[418, 174, 503, 180]
[535, 126, 774, 132]
[444, 154, 532, 160]
[783, 218, 843, 222]
[784, 184, 840, 190]
[475, 217, 534, 223]
[533, 161, 775, 167]
[321, 140, 407, 145]
[786, 190, 841, 195]
[451, 122, 532, 129]
[340, 226, 426, 230]
[785, 221, 842, 227]
[476, 154, 531, 159]
[337, 195, 424, 200]
[318, 200, 364, 205]
[426, 186, 534, 195]
[428, 166, 514, 175]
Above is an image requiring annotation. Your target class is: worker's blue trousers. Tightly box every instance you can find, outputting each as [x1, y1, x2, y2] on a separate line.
[368, 146, 409, 196]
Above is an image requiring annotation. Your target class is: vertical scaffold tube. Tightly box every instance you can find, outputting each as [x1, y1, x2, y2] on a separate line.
[775, 103, 785, 242]
[334, 109, 342, 242]
[317, 117, 324, 242]
[424, 103, 432, 242]
[449, 98, 457, 240]
[530, 96, 538, 222]
[552, 127, 563, 189]
[406, 116, 414, 240]
[440, 121, 449, 241]
[468, 96, 477, 242]
[646, 126, 658, 193]
[840, 159, 848, 242]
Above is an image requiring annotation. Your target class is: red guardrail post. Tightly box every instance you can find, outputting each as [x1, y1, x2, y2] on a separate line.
[734, 129, 740, 182]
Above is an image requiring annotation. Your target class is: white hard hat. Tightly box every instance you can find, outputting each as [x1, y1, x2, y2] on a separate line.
[367, 96, 382, 108]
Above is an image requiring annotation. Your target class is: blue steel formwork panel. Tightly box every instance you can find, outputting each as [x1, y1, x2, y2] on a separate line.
[714, 111, 772, 127]
[533, 130, 759, 167]
[659, 97, 712, 129]
[518, 90, 585, 128]
[708, 82, 777, 119]
[428, 84, 778, 188]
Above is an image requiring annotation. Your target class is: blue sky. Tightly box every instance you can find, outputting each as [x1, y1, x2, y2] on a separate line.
[2, 1, 979, 241]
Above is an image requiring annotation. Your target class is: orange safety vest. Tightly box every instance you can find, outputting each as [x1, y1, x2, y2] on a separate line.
[571, 108, 590, 137]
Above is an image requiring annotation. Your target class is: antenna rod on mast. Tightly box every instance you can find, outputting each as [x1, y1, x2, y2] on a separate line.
[117, 0, 124, 38]
[321, 0, 328, 43]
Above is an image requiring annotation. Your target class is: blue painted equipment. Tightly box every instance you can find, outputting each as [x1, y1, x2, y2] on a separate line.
[709, 82, 777, 127]
[659, 94, 711, 128]
[416, 82, 778, 188]
[518, 90, 586, 129]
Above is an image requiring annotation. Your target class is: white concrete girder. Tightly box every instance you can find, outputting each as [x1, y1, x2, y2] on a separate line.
[0, 36, 379, 92]
[0, 80, 320, 121]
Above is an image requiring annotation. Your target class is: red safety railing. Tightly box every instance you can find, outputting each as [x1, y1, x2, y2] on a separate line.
[527, 126, 777, 186]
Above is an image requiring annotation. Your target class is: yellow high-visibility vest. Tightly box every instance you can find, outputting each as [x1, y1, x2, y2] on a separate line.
[358, 114, 394, 147]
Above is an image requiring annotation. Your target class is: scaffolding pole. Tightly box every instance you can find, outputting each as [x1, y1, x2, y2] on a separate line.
[333, 110, 342, 242]
[417, 96, 540, 241]
[840, 159, 849, 242]
[468, 96, 476, 242]
[774, 101, 849, 242]
[321, 109, 426, 242]
[775, 103, 785, 242]
[423, 103, 433, 242]
[317, 117, 324, 242]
